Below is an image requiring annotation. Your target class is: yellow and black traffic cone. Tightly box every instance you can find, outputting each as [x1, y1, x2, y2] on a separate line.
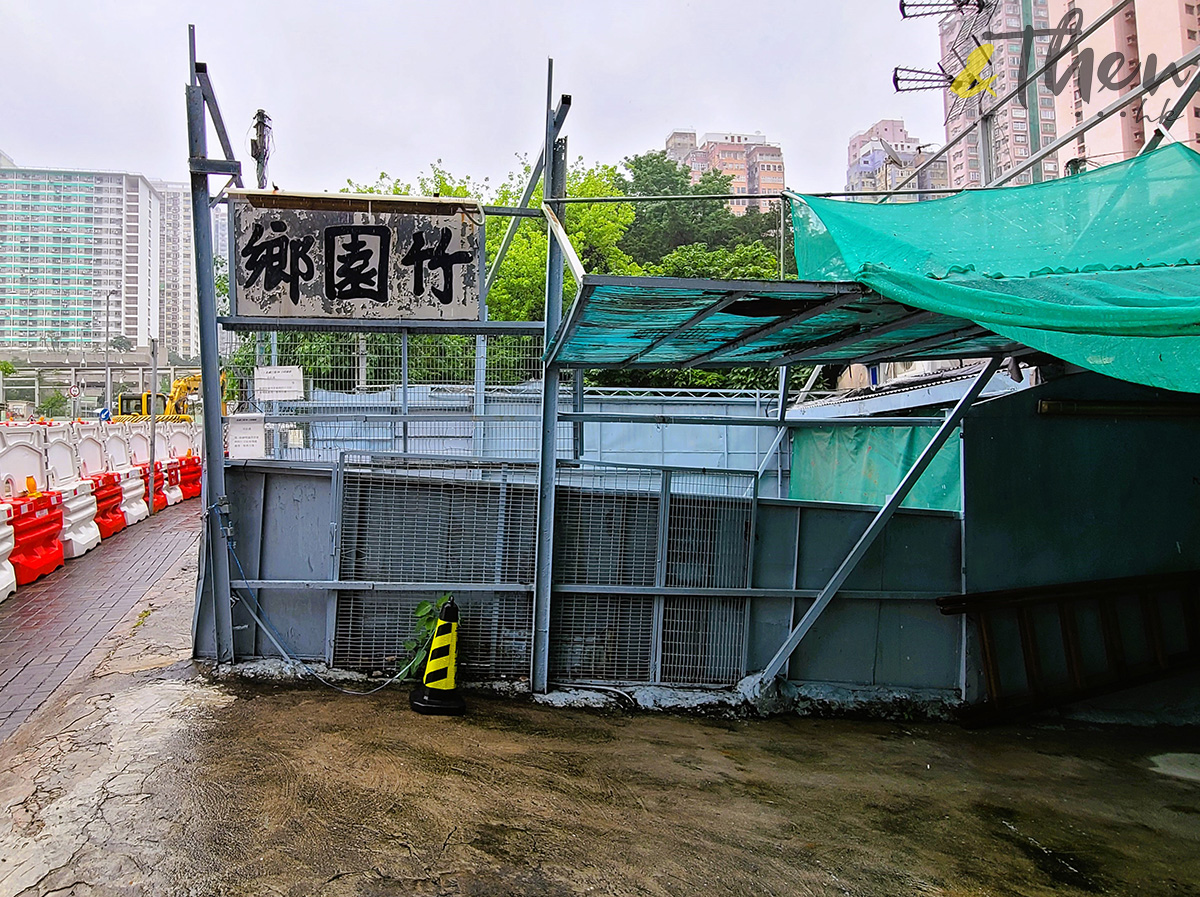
[410, 597, 466, 715]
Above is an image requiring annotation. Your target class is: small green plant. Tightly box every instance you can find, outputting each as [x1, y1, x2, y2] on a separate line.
[401, 593, 452, 676]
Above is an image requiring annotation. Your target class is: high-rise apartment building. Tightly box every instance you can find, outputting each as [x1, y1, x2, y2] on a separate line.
[1049, 0, 1200, 167]
[153, 181, 198, 359]
[664, 130, 786, 215]
[845, 119, 950, 200]
[0, 153, 162, 349]
[939, 0, 1062, 187]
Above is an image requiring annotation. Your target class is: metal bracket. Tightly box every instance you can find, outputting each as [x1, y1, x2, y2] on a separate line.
[189, 159, 242, 176]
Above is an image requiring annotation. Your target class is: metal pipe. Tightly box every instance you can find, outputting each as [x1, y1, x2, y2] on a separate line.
[991, 44, 1200, 187]
[104, 288, 116, 410]
[756, 357, 1001, 683]
[147, 338, 157, 516]
[532, 65, 566, 695]
[187, 71, 235, 663]
[556, 412, 945, 428]
[481, 98, 570, 302]
[555, 189, 965, 205]
[1141, 63, 1200, 154]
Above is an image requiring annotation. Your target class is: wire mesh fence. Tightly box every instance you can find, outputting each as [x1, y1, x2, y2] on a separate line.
[334, 589, 532, 680]
[660, 596, 746, 685]
[338, 453, 539, 585]
[548, 461, 753, 687]
[549, 593, 655, 683]
[221, 330, 562, 462]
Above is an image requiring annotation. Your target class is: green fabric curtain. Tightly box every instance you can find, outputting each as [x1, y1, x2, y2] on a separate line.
[789, 425, 962, 512]
[791, 144, 1200, 393]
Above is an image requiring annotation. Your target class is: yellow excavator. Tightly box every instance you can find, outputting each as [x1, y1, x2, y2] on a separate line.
[114, 374, 223, 422]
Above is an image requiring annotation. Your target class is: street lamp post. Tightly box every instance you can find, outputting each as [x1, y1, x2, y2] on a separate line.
[104, 288, 117, 410]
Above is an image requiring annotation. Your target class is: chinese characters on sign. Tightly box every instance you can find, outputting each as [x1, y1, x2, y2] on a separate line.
[230, 192, 482, 321]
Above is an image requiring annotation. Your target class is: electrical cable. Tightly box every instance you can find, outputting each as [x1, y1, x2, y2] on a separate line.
[210, 503, 430, 695]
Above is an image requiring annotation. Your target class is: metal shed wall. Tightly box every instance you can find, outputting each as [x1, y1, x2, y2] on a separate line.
[963, 373, 1200, 593]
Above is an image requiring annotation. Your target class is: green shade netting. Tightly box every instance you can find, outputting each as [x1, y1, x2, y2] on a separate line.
[791, 143, 1200, 393]
[790, 425, 961, 512]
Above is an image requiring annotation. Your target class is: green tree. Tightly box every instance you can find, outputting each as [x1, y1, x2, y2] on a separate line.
[649, 241, 779, 280]
[617, 152, 740, 265]
[345, 157, 637, 322]
[109, 335, 133, 352]
[36, 390, 69, 418]
[0, 361, 15, 377]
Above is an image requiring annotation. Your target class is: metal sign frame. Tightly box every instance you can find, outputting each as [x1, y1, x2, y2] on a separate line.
[226, 190, 486, 325]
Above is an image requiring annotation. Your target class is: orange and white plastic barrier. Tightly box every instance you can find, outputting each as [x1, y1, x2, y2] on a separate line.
[74, 422, 127, 541]
[41, 423, 102, 559]
[0, 503, 16, 603]
[101, 425, 150, 526]
[0, 441, 65, 585]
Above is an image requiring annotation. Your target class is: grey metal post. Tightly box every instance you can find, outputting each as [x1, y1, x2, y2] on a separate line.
[104, 288, 117, 409]
[572, 369, 584, 459]
[187, 71, 235, 663]
[400, 328, 409, 453]
[481, 98, 571, 303]
[532, 62, 566, 694]
[270, 332, 279, 458]
[757, 357, 1001, 683]
[147, 339, 157, 516]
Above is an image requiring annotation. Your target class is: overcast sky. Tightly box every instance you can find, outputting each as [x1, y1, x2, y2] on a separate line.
[1, 1, 948, 195]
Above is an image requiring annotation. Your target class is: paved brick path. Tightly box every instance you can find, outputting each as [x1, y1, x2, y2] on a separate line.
[0, 502, 202, 742]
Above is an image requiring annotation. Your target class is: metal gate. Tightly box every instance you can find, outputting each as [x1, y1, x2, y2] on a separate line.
[333, 454, 538, 680]
[331, 453, 757, 687]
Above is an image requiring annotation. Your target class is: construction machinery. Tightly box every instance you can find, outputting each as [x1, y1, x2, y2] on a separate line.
[113, 374, 218, 422]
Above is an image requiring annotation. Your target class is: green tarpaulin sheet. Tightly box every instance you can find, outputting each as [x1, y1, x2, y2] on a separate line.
[791, 144, 1200, 393]
[789, 425, 962, 512]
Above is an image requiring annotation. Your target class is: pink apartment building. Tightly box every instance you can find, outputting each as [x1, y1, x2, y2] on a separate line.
[665, 130, 786, 215]
[1049, 0, 1200, 166]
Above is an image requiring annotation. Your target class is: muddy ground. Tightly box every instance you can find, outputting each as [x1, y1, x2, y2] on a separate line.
[2, 552, 1199, 896]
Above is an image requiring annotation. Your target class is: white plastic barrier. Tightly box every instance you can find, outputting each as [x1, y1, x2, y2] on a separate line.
[101, 424, 149, 526]
[165, 422, 195, 459]
[73, 422, 108, 479]
[0, 503, 16, 604]
[42, 423, 101, 558]
[0, 423, 43, 449]
[127, 423, 182, 506]
[0, 440, 52, 501]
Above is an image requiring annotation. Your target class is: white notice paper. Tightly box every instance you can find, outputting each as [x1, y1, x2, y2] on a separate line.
[254, 365, 305, 401]
[227, 414, 266, 459]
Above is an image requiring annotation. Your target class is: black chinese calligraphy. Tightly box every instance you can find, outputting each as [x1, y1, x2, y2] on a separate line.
[323, 225, 391, 303]
[400, 227, 473, 305]
[241, 221, 316, 305]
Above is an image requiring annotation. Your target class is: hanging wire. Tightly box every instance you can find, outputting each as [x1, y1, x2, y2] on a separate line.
[214, 503, 432, 696]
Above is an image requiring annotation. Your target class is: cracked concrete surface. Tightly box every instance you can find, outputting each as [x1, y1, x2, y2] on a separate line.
[0, 551, 233, 896]
[1, 547, 1199, 895]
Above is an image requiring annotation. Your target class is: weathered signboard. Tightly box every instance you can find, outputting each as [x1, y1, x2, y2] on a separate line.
[228, 191, 483, 321]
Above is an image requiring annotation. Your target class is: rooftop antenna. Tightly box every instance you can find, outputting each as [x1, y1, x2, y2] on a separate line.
[249, 109, 272, 191]
[899, 0, 987, 18]
[893, 65, 953, 93]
